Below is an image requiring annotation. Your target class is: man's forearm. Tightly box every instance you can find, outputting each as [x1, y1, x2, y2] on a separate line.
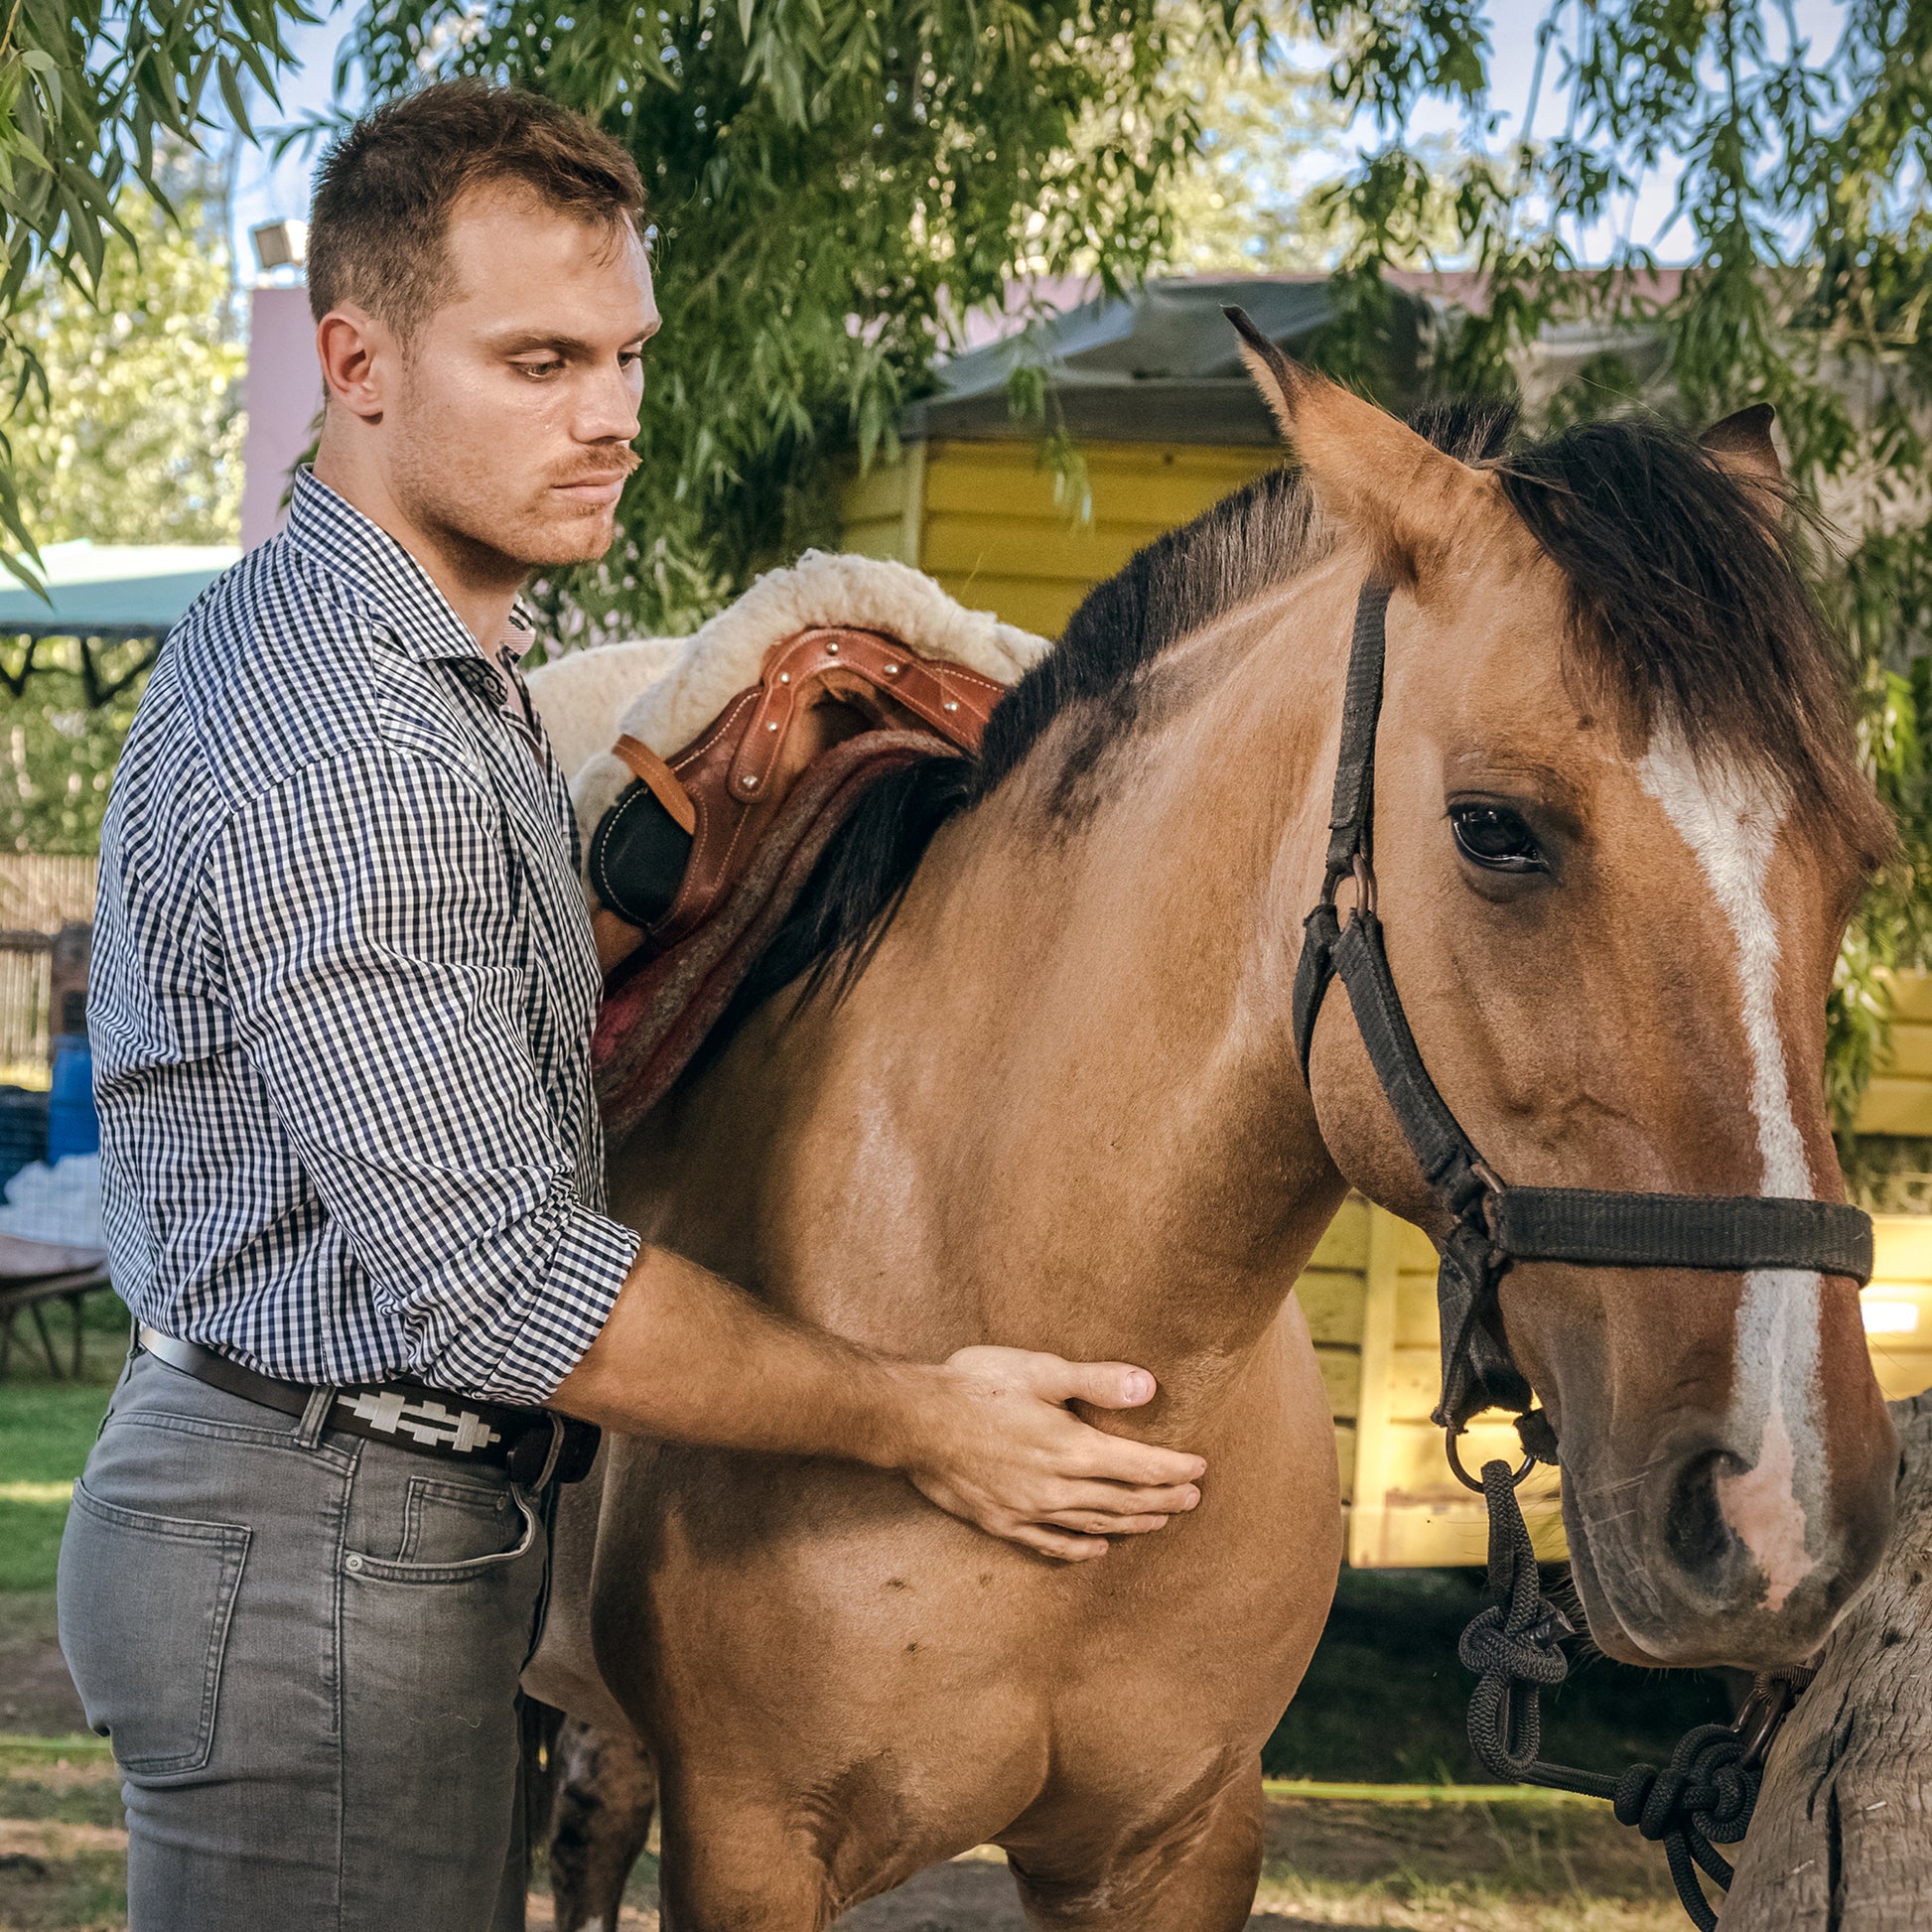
[548, 1239, 1210, 1564]
[549, 1241, 919, 1465]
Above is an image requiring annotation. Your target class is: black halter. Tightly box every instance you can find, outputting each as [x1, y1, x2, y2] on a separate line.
[1293, 579, 1874, 1450]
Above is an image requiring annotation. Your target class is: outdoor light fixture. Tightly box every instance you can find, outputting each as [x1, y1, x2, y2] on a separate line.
[250, 219, 309, 273]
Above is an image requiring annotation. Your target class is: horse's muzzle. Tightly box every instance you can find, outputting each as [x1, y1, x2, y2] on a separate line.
[1561, 1413, 1895, 1670]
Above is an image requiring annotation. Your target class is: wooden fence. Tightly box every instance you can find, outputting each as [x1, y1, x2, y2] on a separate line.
[0, 856, 97, 1077]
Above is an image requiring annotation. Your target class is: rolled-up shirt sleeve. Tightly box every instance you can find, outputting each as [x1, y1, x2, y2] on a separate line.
[206, 741, 639, 1403]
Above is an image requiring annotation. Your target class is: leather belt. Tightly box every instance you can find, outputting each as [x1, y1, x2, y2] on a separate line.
[136, 1328, 600, 1487]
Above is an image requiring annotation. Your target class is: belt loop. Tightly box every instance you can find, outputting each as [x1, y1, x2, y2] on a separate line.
[528, 1413, 565, 1492]
[295, 1384, 334, 1449]
[117, 1315, 142, 1395]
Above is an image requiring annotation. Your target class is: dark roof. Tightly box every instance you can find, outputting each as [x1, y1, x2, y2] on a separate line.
[906, 276, 1429, 445]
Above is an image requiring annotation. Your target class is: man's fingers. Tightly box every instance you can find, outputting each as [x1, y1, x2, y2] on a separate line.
[1076, 1437, 1208, 1487]
[1050, 1480, 1199, 1518]
[1038, 1509, 1173, 1537]
[1012, 1522, 1111, 1562]
[1051, 1359, 1159, 1410]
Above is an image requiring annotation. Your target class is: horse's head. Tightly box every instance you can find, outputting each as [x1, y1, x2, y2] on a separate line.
[1240, 341, 1896, 1668]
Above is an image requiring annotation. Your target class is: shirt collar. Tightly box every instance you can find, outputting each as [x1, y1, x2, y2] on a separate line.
[284, 467, 533, 667]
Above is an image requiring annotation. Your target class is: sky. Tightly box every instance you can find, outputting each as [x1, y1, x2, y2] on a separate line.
[226, 6, 364, 282]
[223, 0, 1853, 287]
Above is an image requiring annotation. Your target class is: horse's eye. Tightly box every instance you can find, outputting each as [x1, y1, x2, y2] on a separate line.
[1450, 805, 1547, 873]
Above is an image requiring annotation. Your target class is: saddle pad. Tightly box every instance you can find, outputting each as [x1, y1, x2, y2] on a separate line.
[559, 550, 1047, 851]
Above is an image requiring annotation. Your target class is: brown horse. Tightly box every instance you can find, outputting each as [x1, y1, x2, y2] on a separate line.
[526, 356, 1897, 1929]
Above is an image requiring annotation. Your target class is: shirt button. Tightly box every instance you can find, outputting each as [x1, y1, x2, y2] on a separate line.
[345, 1554, 364, 1573]
[455, 661, 506, 708]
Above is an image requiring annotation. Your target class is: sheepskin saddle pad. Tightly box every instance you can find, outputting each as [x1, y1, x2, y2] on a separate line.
[526, 550, 1048, 1141]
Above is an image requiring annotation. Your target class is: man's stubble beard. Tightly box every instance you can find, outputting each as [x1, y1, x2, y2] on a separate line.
[388, 404, 617, 589]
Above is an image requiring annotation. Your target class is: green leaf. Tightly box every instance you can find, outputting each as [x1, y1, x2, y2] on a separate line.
[215, 56, 252, 139]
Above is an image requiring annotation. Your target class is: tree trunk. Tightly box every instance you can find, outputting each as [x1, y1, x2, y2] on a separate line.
[1724, 1392, 1932, 1928]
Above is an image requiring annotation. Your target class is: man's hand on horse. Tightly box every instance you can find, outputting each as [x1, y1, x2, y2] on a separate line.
[895, 1344, 1206, 1561]
[554, 1246, 1204, 1562]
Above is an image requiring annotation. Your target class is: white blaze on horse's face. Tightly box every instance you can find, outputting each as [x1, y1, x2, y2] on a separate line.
[1637, 724, 1821, 1614]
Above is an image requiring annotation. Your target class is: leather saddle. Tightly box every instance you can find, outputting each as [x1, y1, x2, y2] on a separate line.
[587, 624, 1006, 981]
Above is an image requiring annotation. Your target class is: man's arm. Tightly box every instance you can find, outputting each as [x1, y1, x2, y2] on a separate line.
[209, 745, 638, 1401]
[554, 1242, 1205, 1562]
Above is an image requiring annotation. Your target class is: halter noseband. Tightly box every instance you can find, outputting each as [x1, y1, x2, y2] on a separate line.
[1293, 579, 1874, 1472]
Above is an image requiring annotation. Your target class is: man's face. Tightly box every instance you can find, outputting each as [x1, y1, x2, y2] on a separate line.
[384, 186, 657, 576]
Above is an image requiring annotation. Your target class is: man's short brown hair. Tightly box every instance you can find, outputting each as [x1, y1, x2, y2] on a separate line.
[307, 81, 645, 337]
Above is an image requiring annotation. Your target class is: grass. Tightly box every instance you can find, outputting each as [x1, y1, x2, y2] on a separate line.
[1262, 1781, 1608, 1806]
[0, 1296, 121, 1596]
[0, 1848, 126, 1932]
[0, 1741, 125, 1932]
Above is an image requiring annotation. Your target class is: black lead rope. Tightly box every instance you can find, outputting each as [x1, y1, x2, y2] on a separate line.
[1285, 574, 1857, 1929]
[1457, 1454, 1810, 1932]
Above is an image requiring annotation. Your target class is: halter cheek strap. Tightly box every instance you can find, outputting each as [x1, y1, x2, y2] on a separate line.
[1292, 579, 1874, 1441]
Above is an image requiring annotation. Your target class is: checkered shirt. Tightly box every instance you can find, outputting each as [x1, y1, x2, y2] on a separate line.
[89, 469, 640, 1404]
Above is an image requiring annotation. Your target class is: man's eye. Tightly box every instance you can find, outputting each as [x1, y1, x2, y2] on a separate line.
[517, 359, 564, 379]
[1450, 805, 1547, 873]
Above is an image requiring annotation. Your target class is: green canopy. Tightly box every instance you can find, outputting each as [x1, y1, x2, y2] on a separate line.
[0, 541, 239, 639]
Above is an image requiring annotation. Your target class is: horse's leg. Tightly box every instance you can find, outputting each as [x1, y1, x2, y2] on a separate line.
[547, 1719, 656, 1932]
[1001, 1768, 1263, 1932]
[654, 1795, 836, 1932]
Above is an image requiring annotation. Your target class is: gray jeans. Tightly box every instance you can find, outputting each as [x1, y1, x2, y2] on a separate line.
[57, 1348, 549, 1932]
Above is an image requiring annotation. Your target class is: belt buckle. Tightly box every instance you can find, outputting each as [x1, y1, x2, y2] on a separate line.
[506, 1412, 565, 1489]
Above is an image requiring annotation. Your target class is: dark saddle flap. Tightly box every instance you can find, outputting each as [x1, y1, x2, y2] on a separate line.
[587, 624, 1004, 975]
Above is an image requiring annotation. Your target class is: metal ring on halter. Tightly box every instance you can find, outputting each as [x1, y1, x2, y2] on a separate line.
[1350, 851, 1378, 916]
[1446, 1428, 1536, 1493]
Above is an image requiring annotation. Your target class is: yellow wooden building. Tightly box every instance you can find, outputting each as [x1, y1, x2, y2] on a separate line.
[837, 277, 1932, 1565]
[841, 438, 1281, 639]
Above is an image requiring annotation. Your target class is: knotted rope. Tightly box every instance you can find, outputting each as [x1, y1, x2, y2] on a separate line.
[1458, 1454, 1807, 1932]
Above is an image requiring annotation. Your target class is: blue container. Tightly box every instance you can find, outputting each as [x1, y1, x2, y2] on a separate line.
[47, 1034, 98, 1162]
[0, 1086, 49, 1192]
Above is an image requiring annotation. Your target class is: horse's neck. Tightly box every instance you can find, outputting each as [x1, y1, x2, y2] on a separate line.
[633, 563, 1360, 1407]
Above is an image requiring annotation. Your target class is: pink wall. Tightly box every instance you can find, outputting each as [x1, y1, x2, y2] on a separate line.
[240, 286, 322, 552]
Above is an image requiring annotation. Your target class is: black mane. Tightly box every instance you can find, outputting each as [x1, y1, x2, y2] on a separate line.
[723, 399, 1882, 1033]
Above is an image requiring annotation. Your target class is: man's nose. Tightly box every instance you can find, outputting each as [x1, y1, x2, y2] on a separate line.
[577, 364, 641, 446]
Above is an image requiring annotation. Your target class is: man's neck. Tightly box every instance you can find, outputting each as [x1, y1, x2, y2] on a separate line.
[312, 442, 524, 658]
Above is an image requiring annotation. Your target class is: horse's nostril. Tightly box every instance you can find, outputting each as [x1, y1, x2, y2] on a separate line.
[1663, 1450, 1736, 1581]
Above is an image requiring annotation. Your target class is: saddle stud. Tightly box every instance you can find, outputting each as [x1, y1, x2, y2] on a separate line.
[943, 700, 958, 712]
[766, 722, 778, 732]
[742, 775, 759, 790]
[884, 662, 900, 675]
[827, 640, 840, 653]
[779, 672, 790, 684]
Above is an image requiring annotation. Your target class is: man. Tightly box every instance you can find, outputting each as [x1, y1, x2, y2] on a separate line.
[58, 82, 1206, 1932]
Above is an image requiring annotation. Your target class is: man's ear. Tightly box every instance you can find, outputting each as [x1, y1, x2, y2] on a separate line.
[1223, 306, 1497, 584]
[1699, 402, 1783, 489]
[315, 305, 393, 424]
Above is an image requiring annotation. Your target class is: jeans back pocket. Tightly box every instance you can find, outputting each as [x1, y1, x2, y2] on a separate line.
[57, 1482, 250, 1777]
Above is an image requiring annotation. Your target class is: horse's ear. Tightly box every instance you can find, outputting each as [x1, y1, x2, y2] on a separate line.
[1699, 403, 1783, 488]
[1223, 307, 1491, 583]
